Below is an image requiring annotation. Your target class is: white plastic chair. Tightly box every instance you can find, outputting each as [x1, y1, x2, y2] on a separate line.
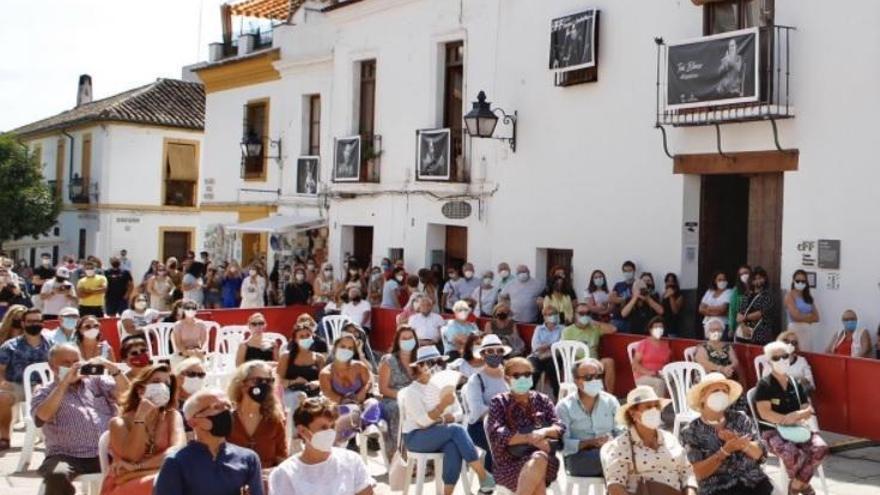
[98, 430, 111, 475]
[264, 332, 289, 352]
[683, 346, 697, 363]
[564, 475, 605, 495]
[143, 323, 176, 360]
[216, 326, 251, 354]
[754, 354, 770, 379]
[321, 315, 352, 344]
[551, 341, 591, 385]
[746, 388, 830, 495]
[16, 362, 53, 472]
[660, 361, 705, 438]
[399, 390, 448, 495]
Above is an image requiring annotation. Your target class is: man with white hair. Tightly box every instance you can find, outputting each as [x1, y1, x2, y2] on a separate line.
[154, 388, 263, 495]
[555, 358, 622, 478]
[499, 265, 544, 324]
[32, 343, 127, 495]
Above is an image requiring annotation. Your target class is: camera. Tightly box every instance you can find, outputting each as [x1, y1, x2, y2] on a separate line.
[80, 364, 105, 376]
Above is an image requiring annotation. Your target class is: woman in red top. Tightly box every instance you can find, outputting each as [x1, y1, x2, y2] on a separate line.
[631, 316, 672, 397]
[227, 360, 288, 469]
[825, 309, 872, 358]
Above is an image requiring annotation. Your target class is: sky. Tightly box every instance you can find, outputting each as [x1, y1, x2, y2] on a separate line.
[0, 0, 228, 131]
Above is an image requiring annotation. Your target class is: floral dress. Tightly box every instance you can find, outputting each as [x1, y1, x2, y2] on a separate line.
[486, 392, 564, 491]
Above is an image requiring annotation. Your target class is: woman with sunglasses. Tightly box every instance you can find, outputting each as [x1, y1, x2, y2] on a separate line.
[755, 341, 828, 495]
[173, 357, 206, 439]
[235, 313, 279, 366]
[763, 331, 816, 396]
[401, 345, 495, 495]
[483, 302, 525, 357]
[463, 335, 511, 475]
[75, 315, 115, 361]
[0, 304, 26, 346]
[278, 322, 326, 421]
[103, 364, 184, 495]
[319, 334, 379, 442]
[227, 360, 288, 469]
[784, 270, 821, 352]
[486, 357, 563, 494]
[120, 334, 152, 380]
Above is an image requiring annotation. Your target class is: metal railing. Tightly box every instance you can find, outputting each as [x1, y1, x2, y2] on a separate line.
[68, 177, 99, 204]
[656, 25, 795, 127]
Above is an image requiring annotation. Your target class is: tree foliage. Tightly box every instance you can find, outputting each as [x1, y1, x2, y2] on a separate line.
[0, 134, 60, 244]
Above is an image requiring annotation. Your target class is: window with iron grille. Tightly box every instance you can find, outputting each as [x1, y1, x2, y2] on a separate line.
[242, 100, 268, 180]
[308, 95, 321, 156]
[443, 41, 465, 181]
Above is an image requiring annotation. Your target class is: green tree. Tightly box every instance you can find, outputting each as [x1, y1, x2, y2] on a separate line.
[0, 134, 60, 244]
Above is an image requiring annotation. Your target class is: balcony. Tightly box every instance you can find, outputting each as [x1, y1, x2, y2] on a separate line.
[656, 25, 794, 127]
[68, 177, 98, 204]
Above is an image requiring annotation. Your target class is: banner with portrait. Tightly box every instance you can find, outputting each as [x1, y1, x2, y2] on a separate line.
[549, 9, 597, 72]
[416, 129, 451, 181]
[333, 136, 361, 182]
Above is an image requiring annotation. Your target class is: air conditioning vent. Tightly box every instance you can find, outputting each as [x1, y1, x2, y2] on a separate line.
[441, 201, 472, 220]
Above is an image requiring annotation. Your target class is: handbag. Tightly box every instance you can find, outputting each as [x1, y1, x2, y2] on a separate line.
[387, 450, 409, 491]
[760, 377, 813, 444]
[564, 447, 603, 477]
[734, 295, 762, 342]
[504, 400, 561, 459]
[627, 432, 685, 495]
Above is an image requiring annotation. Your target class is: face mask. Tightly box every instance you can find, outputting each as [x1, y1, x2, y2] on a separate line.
[85, 269, 95, 277]
[716, 280, 728, 290]
[650, 326, 664, 339]
[485, 354, 504, 368]
[582, 379, 603, 397]
[352, 296, 362, 303]
[844, 320, 858, 332]
[370, 272, 381, 281]
[247, 382, 271, 403]
[578, 315, 592, 326]
[58, 366, 71, 381]
[771, 359, 791, 375]
[510, 376, 533, 394]
[499, 270, 510, 279]
[482, 277, 493, 286]
[208, 410, 234, 438]
[708, 331, 722, 342]
[249, 270, 257, 277]
[307, 263, 316, 270]
[298, 337, 314, 349]
[184, 309, 197, 319]
[134, 301, 147, 311]
[129, 353, 151, 368]
[144, 383, 170, 407]
[83, 329, 100, 340]
[455, 310, 470, 321]
[706, 391, 730, 412]
[517, 272, 529, 282]
[307, 428, 337, 453]
[593, 277, 605, 287]
[24, 324, 43, 336]
[793, 282, 806, 291]
[182, 376, 205, 395]
[623, 271, 635, 282]
[639, 408, 662, 430]
[395, 275, 404, 283]
[400, 338, 417, 352]
[349, 269, 358, 276]
[335, 348, 354, 363]
[739, 273, 749, 284]
[42, 259, 51, 267]
[545, 314, 559, 325]
[295, 274, 305, 282]
[463, 270, 474, 279]
[61, 317, 78, 330]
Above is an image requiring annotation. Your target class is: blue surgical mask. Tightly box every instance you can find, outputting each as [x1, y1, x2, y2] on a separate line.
[578, 315, 592, 326]
[61, 317, 78, 330]
[844, 320, 858, 332]
[298, 338, 314, 349]
[582, 379, 603, 397]
[400, 338, 417, 352]
[545, 314, 559, 325]
[623, 271, 635, 282]
[510, 376, 533, 394]
[517, 272, 529, 282]
[335, 348, 355, 363]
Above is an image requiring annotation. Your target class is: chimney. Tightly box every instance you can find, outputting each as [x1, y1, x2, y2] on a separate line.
[77, 74, 93, 107]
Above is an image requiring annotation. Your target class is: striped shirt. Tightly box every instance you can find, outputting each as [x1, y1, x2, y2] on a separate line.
[31, 376, 117, 458]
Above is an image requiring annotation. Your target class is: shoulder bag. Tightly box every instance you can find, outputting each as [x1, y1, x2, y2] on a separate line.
[627, 431, 685, 495]
[759, 377, 812, 444]
[735, 294, 762, 342]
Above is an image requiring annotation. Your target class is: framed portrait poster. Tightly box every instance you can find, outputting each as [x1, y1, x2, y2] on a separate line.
[296, 156, 319, 194]
[416, 128, 451, 181]
[549, 9, 598, 72]
[333, 136, 361, 182]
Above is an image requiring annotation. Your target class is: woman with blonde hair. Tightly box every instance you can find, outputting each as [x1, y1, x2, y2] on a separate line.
[0, 304, 26, 345]
[102, 364, 184, 495]
[235, 312, 280, 366]
[146, 263, 174, 311]
[313, 262, 340, 304]
[227, 360, 288, 469]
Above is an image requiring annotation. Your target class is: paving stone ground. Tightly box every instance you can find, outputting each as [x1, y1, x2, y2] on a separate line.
[2, 428, 878, 494]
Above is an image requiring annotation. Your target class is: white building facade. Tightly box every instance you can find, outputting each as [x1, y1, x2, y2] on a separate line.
[196, 0, 879, 347]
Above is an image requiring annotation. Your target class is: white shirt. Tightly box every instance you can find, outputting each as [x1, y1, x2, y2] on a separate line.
[700, 289, 732, 326]
[407, 312, 446, 343]
[341, 300, 372, 328]
[240, 275, 266, 308]
[268, 448, 374, 495]
[40, 278, 77, 315]
[400, 381, 463, 434]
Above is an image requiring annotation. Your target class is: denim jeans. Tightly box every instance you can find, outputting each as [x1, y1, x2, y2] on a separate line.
[404, 424, 479, 485]
[467, 420, 492, 473]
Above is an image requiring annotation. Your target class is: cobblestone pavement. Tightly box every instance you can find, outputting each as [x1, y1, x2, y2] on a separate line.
[2, 429, 878, 494]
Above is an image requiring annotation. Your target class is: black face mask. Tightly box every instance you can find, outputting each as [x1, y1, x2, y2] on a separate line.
[485, 354, 504, 368]
[352, 296, 362, 303]
[56, 276, 65, 283]
[246, 383, 271, 403]
[111, 262, 120, 269]
[24, 324, 43, 336]
[208, 410, 233, 438]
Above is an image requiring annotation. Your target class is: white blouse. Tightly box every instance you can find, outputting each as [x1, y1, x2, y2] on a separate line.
[601, 427, 697, 493]
[400, 381, 463, 434]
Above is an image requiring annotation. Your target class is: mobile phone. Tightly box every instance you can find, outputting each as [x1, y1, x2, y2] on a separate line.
[80, 364, 105, 376]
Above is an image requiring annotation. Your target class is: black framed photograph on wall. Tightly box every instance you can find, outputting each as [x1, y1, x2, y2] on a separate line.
[549, 9, 597, 72]
[416, 128, 451, 181]
[333, 136, 361, 181]
[296, 156, 319, 194]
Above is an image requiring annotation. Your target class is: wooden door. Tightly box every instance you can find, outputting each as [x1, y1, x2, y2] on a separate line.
[445, 226, 467, 272]
[747, 173, 784, 286]
[162, 231, 192, 262]
[546, 249, 574, 279]
[241, 233, 261, 266]
[352, 226, 373, 269]
[698, 175, 750, 290]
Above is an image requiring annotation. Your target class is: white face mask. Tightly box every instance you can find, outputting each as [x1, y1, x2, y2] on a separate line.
[499, 270, 510, 279]
[85, 269, 95, 277]
[134, 301, 147, 311]
[716, 280, 728, 290]
[707, 331, 722, 342]
[639, 408, 662, 430]
[83, 329, 100, 340]
[793, 282, 807, 291]
[143, 383, 170, 407]
[307, 428, 337, 453]
[463, 270, 474, 279]
[582, 379, 603, 397]
[249, 269, 257, 277]
[181, 376, 205, 395]
[184, 309, 197, 319]
[650, 326, 664, 339]
[771, 358, 791, 375]
[739, 274, 749, 284]
[517, 272, 529, 282]
[335, 348, 354, 363]
[58, 366, 71, 381]
[455, 310, 470, 321]
[706, 391, 730, 412]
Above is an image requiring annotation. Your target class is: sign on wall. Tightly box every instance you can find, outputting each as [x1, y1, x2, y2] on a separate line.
[296, 157, 319, 195]
[333, 136, 361, 182]
[415, 128, 451, 181]
[549, 9, 598, 72]
[666, 27, 759, 110]
[817, 239, 841, 270]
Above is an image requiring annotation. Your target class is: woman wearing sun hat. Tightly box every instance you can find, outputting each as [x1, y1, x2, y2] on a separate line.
[600, 385, 697, 495]
[680, 373, 772, 495]
[400, 345, 496, 494]
[463, 334, 511, 474]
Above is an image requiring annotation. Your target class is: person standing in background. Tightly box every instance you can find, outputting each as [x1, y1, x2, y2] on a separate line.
[119, 249, 133, 273]
[40, 267, 77, 320]
[76, 260, 107, 318]
[103, 257, 133, 317]
[31, 253, 56, 309]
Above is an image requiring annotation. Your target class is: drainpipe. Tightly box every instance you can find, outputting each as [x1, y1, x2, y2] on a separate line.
[61, 129, 75, 190]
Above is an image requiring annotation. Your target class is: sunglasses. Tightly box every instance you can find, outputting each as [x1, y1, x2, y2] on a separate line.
[482, 348, 505, 356]
[82, 324, 100, 330]
[576, 373, 605, 381]
[416, 360, 441, 368]
[248, 377, 275, 386]
[770, 354, 791, 362]
[509, 372, 534, 380]
[249, 321, 267, 327]
[495, 313, 509, 319]
[126, 348, 148, 357]
[782, 339, 798, 346]
[182, 371, 207, 379]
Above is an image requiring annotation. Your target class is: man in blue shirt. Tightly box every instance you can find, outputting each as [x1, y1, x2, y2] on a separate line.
[154, 389, 263, 495]
[609, 260, 637, 332]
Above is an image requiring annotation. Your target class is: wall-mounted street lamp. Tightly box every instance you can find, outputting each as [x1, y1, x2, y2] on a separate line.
[240, 130, 283, 164]
[463, 90, 517, 152]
